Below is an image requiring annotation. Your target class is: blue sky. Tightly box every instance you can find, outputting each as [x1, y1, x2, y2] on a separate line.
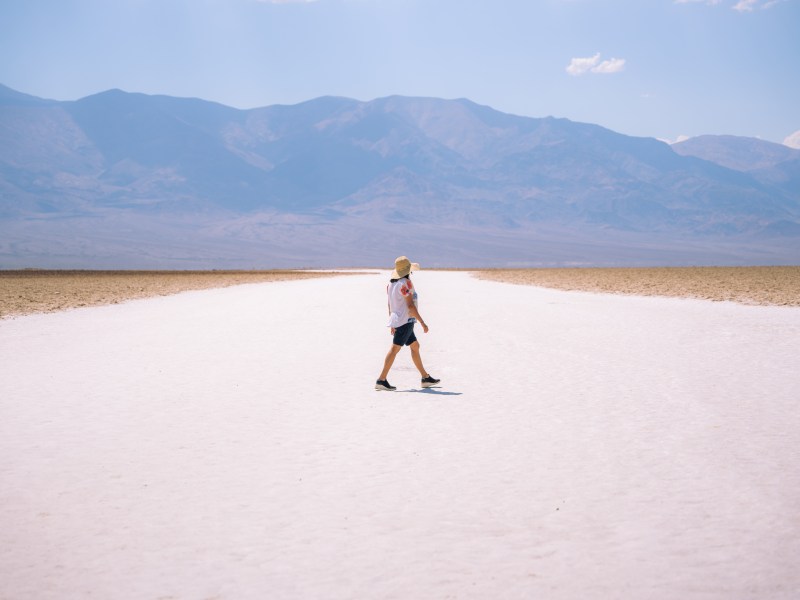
[1, 0, 798, 145]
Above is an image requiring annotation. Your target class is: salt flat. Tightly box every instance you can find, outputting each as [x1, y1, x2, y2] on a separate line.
[1, 271, 799, 599]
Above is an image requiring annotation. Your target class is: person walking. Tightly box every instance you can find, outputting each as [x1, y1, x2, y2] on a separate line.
[375, 256, 441, 391]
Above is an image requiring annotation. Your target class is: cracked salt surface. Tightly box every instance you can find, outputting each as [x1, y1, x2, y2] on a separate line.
[1, 271, 799, 599]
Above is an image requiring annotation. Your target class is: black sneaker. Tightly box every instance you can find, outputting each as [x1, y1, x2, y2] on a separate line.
[421, 375, 440, 388]
[375, 379, 396, 391]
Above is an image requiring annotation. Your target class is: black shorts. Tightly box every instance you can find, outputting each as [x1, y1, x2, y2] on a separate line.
[392, 322, 417, 347]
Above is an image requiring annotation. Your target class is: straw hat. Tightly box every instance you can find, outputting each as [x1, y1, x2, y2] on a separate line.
[391, 256, 420, 279]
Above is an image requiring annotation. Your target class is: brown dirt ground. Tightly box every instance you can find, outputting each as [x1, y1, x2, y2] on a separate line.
[0, 270, 354, 319]
[474, 266, 800, 307]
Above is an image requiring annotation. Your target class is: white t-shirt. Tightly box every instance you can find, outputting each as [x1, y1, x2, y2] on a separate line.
[387, 277, 417, 328]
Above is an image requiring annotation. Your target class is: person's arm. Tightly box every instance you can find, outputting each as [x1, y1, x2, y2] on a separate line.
[405, 294, 428, 333]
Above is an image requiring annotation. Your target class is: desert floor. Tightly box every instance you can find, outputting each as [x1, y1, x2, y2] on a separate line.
[2, 270, 799, 599]
[0, 270, 354, 318]
[2, 267, 798, 320]
[475, 266, 800, 306]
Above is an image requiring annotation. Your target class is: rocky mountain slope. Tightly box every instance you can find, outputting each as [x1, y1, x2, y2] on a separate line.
[1, 84, 798, 267]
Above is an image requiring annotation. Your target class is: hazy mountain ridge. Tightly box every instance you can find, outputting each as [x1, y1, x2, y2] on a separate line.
[672, 134, 800, 172]
[1, 84, 798, 267]
[672, 134, 800, 203]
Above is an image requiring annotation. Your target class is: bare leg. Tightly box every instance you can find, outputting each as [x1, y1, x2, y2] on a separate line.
[409, 341, 429, 378]
[379, 344, 402, 380]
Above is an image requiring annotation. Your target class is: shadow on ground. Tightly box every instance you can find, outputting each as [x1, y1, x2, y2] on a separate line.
[399, 388, 463, 396]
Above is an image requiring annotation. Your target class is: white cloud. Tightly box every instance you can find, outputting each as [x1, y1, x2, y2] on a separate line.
[592, 57, 626, 74]
[566, 53, 601, 76]
[733, 0, 759, 10]
[675, 0, 784, 9]
[784, 130, 800, 149]
[673, 0, 786, 12]
[735, 0, 786, 9]
[566, 53, 626, 76]
[658, 135, 691, 145]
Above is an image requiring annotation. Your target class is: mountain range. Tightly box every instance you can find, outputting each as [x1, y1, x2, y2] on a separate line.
[1, 83, 798, 268]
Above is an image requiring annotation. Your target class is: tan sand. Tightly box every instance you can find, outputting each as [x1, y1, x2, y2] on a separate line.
[475, 266, 800, 307]
[0, 270, 353, 318]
